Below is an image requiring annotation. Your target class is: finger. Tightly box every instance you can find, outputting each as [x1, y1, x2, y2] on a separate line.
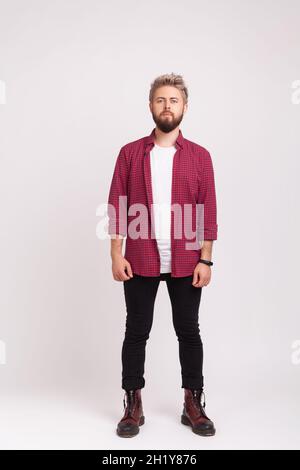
[194, 282, 202, 288]
[120, 270, 130, 281]
[125, 264, 133, 278]
[194, 277, 205, 288]
[192, 271, 199, 285]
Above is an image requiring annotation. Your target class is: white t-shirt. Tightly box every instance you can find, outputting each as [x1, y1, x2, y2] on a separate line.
[150, 143, 176, 273]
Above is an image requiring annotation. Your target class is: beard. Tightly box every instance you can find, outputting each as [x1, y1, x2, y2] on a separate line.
[151, 111, 184, 133]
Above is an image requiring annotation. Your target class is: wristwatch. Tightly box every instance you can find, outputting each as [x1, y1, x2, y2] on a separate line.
[198, 258, 213, 266]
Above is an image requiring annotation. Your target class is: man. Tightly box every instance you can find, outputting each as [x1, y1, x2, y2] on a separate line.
[107, 73, 218, 438]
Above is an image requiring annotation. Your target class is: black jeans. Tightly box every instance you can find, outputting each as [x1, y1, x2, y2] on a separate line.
[121, 272, 204, 391]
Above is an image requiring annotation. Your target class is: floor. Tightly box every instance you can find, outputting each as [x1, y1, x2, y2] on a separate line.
[1, 383, 299, 450]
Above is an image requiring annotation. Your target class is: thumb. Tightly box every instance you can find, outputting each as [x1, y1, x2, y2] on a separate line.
[126, 262, 133, 278]
[192, 270, 198, 285]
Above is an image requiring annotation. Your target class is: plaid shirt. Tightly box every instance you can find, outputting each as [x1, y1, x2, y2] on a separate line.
[107, 128, 218, 277]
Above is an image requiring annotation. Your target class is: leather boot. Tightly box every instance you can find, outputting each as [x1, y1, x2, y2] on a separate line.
[116, 389, 145, 438]
[181, 388, 216, 436]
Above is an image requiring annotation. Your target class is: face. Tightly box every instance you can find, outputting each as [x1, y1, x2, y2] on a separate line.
[149, 86, 187, 133]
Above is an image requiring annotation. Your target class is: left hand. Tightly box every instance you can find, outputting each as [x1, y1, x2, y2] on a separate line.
[192, 263, 211, 288]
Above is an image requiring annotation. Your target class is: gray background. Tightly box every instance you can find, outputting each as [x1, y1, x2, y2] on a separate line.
[0, 0, 299, 449]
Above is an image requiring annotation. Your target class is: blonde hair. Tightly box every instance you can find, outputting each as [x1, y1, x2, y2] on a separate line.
[149, 73, 188, 104]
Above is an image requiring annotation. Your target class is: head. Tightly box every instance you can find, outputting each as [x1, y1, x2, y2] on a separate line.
[149, 73, 188, 133]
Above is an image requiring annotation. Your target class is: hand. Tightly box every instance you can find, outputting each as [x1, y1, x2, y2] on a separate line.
[192, 262, 211, 288]
[112, 254, 133, 281]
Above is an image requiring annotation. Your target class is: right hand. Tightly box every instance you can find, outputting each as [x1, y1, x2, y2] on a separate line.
[112, 254, 133, 281]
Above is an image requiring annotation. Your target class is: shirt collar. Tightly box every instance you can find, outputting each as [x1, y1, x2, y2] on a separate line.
[144, 127, 184, 150]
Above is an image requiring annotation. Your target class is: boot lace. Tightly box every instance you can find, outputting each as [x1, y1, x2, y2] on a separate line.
[192, 389, 208, 417]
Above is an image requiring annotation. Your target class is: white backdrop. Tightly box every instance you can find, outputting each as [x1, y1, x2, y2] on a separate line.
[0, 0, 300, 450]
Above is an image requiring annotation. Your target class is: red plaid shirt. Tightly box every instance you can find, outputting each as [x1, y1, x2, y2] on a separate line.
[107, 128, 218, 277]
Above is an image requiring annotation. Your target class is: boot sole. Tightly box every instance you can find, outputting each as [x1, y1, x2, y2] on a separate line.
[181, 414, 216, 437]
[116, 415, 145, 438]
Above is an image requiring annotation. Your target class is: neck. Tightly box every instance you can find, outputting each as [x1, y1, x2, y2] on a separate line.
[154, 126, 179, 147]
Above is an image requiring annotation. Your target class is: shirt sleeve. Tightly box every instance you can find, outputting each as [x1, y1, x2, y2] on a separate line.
[197, 150, 218, 240]
[107, 146, 129, 238]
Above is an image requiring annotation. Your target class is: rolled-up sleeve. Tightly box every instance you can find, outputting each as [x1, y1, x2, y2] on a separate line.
[198, 150, 218, 240]
[107, 146, 129, 238]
